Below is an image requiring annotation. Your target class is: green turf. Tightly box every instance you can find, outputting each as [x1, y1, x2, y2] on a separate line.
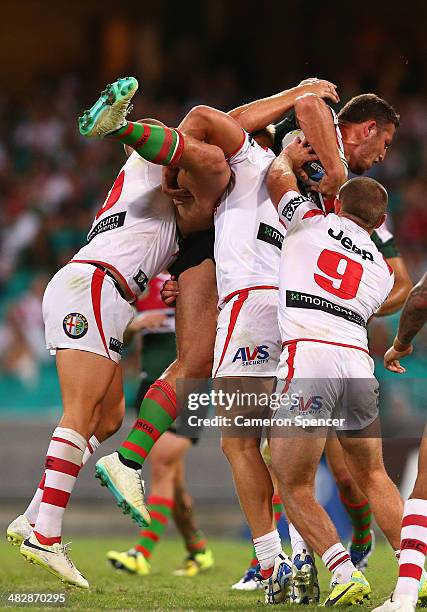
[0, 536, 397, 610]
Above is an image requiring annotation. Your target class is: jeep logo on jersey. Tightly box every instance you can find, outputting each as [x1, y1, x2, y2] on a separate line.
[63, 313, 88, 339]
[328, 228, 374, 261]
[133, 269, 148, 292]
[257, 222, 284, 250]
[232, 345, 270, 366]
[281, 195, 307, 222]
[87, 211, 126, 243]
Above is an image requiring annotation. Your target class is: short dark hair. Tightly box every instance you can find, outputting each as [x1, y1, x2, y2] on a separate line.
[339, 177, 388, 229]
[338, 94, 400, 129]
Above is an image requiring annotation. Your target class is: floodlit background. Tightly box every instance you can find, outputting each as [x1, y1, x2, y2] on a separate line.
[0, 0, 425, 540]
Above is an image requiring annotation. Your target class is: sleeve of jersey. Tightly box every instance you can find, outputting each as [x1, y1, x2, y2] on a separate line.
[277, 190, 324, 231]
[226, 130, 251, 165]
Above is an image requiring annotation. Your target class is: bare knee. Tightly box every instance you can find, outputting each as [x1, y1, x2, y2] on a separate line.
[221, 437, 259, 462]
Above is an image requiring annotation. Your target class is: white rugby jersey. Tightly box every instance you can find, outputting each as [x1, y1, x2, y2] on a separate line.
[214, 132, 283, 306]
[277, 190, 394, 351]
[72, 152, 177, 300]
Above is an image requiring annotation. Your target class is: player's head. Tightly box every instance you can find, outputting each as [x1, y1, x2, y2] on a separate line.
[337, 94, 399, 174]
[335, 176, 388, 231]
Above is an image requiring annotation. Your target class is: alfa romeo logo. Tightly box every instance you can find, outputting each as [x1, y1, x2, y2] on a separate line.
[63, 313, 88, 339]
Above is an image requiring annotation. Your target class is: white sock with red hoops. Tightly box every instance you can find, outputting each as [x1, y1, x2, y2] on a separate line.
[322, 543, 357, 584]
[33, 427, 86, 545]
[394, 498, 427, 604]
[24, 435, 100, 527]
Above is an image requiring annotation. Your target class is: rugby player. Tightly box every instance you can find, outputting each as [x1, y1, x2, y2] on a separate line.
[6, 77, 232, 588]
[267, 139, 404, 605]
[107, 276, 213, 577]
[375, 272, 427, 612]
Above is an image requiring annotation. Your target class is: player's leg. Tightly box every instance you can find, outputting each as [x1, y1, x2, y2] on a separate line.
[171, 458, 214, 577]
[325, 435, 374, 569]
[107, 431, 190, 575]
[374, 434, 427, 612]
[338, 429, 403, 551]
[20, 349, 118, 588]
[78, 78, 239, 206]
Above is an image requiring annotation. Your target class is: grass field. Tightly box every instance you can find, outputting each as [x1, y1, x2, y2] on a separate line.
[0, 536, 397, 610]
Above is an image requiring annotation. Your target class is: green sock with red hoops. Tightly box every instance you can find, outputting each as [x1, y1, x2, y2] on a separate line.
[110, 121, 184, 165]
[340, 493, 373, 550]
[135, 496, 174, 558]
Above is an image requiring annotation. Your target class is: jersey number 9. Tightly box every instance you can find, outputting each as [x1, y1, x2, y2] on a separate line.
[314, 249, 363, 300]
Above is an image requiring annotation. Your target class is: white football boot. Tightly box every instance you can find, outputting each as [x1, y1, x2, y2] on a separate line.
[20, 533, 89, 589]
[373, 594, 416, 612]
[7, 514, 32, 546]
[95, 452, 150, 527]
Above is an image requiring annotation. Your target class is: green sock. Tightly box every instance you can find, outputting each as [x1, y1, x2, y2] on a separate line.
[340, 493, 372, 550]
[272, 494, 284, 525]
[111, 121, 184, 165]
[118, 379, 177, 467]
[135, 496, 173, 558]
[249, 544, 258, 568]
[186, 529, 208, 556]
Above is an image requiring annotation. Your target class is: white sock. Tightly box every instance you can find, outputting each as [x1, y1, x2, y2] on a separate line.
[253, 529, 282, 571]
[33, 427, 86, 544]
[322, 543, 357, 584]
[394, 498, 427, 605]
[23, 434, 100, 526]
[289, 523, 313, 559]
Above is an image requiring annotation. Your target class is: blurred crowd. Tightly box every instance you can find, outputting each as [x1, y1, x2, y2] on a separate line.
[0, 9, 426, 411]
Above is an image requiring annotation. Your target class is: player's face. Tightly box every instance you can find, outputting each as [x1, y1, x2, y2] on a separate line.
[349, 123, 396, 175]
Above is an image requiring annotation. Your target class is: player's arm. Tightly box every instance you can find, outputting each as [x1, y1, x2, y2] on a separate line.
[267, 137, 320, 229]
[228, 78, 339, 135]
[374, 256, 412, 316]
[294, 94, 347, 198]
[384, 272, 427, 373]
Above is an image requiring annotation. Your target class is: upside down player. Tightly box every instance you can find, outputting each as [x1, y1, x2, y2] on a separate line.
[6, 77, 231, 588]
[375, 272, 427, 612]
[267, 141, 404, 605]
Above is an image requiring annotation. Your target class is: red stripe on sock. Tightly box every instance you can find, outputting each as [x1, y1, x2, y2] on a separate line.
[339, 493, 370, 510]
[399, 563, 423, 580]
[170, 130, 185, 165]
[260, 567, 274, 579]
[352, 533, 372, 546]
[188, 539, 207, 552]
[402, 514, 427, 529]
[42, 487, 71, 508]
[45, 456, 81, 477]
[140, 530, 159, 542]
[250, 558, 259, 567]
[38, 474, 46, 491]
[121, 440, 148, 460]
[134, 124, 150, 149]
[133, 419, 161, 443]
[146, 383, 177, 420]
[87, 441, 94, 454]
[272, 495, 282, 505]
[135, 544, 152, 558]
[147, 496, 174, 509]
[118, 123, 134, 139]
[401, 538, 427, 555]
[33, 531, 61, 546]
[329, 553, 350, 572]
[151, 128, 173, 164]
[51, 436, 81, 450]
[149, 510, 169, 525]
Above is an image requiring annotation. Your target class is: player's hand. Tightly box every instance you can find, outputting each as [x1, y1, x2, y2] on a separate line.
[162, 167, 192, 203]
[161, 277, 179, 305]
[298, 78, 340, 104]
[282, 136, 318, 180]
[128, 313, 167, 333]
[384, 340, 413, 374]
[317, 167, 347, 199]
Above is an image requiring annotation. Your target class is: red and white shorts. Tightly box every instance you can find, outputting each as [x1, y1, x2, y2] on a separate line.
[43, 263, 134, 363]
[275, 340, 379, 430]
[213, 288, 281, 378]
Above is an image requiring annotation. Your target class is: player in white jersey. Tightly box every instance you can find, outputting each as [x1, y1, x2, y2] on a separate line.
[11, 78, 234, 589]
[267, 139, 404, 605]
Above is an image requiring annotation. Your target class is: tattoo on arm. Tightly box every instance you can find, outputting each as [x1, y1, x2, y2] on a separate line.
[397, 272, 427, 345]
